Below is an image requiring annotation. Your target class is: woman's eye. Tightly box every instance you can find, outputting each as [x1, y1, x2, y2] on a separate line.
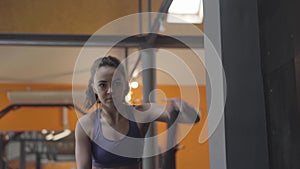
[113, 81, 122, 87]
[98, 83, 107, 89]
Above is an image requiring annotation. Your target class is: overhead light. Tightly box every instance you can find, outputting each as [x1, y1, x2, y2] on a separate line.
[167, 0, 204, 24]
[125, 92, 132, 103]
[45, 129, 71, 141]
[45, 107, 71, 141]
[130, 81, 139, 89]
[45, 134, 53, 141]
[52, 129, 71, 141]
[132, 70, 139, 78]
[41, 129, 48, 134]
[52, 107, 71, 141]
[45, 131, 55, 141]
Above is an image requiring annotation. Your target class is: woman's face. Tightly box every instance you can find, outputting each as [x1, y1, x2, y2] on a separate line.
[93, 66, 128, 108]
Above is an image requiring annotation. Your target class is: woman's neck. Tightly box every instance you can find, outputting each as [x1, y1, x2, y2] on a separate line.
[101, 104, 127, 125]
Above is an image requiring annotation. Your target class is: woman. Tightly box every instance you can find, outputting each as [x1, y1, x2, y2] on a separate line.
[75, 56, 200, 169]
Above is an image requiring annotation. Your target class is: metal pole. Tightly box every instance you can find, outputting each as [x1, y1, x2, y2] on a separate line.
[0, 33, 203, 48]
[0, 133, 4, 169]
[142, 1, 173, 168]
[35, 153, 41, 169]
[203, 0, 227, 168]
[141, 48, 158, 169]
[138, 0, 143, 34]
[20, 141, 26, 169]
[148, 0, 152, 31]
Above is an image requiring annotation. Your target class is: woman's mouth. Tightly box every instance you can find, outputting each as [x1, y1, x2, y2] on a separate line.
[106, 98, 113, 101]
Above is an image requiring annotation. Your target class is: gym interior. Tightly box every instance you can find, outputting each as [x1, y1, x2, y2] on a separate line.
[0, 0, 299, 169]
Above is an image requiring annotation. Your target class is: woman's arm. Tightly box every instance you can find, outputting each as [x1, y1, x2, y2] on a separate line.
[75, 120, 92, 169]
[167, 98, 201, 123]
[134, 98, 200, 124]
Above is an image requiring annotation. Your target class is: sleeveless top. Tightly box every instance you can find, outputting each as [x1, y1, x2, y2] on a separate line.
[91, 108, 144, 168]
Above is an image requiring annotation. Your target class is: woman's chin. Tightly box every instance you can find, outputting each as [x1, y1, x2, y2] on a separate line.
[111, 98, 125, 106]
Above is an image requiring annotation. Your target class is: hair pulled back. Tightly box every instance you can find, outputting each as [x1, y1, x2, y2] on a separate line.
[83, 56, 127, 110]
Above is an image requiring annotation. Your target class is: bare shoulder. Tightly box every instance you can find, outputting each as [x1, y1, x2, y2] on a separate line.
[78, 112, 95, 125]
[76, 112, 96, 138]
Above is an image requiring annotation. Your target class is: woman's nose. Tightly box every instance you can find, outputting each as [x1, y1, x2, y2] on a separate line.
[107, 86, 113, 94]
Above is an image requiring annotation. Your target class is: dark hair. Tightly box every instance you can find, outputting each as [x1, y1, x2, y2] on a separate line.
[83, 56, 128, 110]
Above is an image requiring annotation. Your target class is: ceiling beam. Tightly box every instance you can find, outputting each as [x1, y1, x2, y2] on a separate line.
[0, 33, 203, 48]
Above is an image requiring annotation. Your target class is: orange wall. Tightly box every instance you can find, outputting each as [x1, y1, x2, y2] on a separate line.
[0, 0, 203, 34]
[0, 84, 209, 169]
[0, 84, 79, 131]
[9, 160, 76, 169]
[131, 85, 209, 169]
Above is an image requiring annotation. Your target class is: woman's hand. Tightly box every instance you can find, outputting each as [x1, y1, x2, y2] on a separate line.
[164, 98, 201, 123]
